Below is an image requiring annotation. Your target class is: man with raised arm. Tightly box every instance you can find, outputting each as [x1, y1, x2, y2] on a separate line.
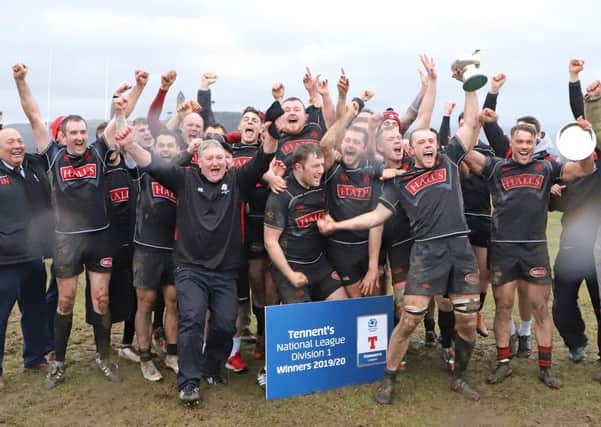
[463, 117, 594, 389]
[13, 63, 120, 388]
[111, 111, 277, 406]
[318, 60, 486, 402]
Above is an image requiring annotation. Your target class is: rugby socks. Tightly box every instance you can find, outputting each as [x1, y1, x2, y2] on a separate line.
[438, 309, 455, 348]
[538, 346, 552, 369]
[139, 348, 152, 363]
[253, 305, 265, 338]
[54, 312, 73, 363]
[510, 321, 516, 336]
[166, 344, 178, 356]
[424, 317, 436, 334]
[479, 292, 487, 311]
[454, 336, 475, 378]
[92, 312, 112, 360]
[496, 346, 511, 364]
[122, 319, 135, 346]
[519, 320, 532, 337]
[229, 337, 241, 358]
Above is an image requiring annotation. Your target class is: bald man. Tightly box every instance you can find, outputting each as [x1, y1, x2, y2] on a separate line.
[0, 128, 53, 390]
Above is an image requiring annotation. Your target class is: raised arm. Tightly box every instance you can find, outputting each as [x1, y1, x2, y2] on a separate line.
[335, 68, 349, 121]
[461, 109, 498, 174]
[412, 55, 437, 131]
[317, 203, 392, 234]
[438, 101, 456, 148]
[568, 59, 585, 119]
[320, 99, 362, 170]
[12, 64, 51, 152]
[398, 82, 426, 134]
[482, 73, 510, 156]
[561, 118, 595, 181]
[123, 69, 149, 118]
[197, 73, 217, 126]
[455, 88, 482, 153]
[147, 70, 176, 137]
[584, 80, 601, 149]
[316, 75, 335, 129]
[165, 100, 202, 131]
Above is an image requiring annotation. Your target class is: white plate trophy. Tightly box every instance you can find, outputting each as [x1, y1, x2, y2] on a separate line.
[451, 50, 487, 92]
[556, 121, 596, 160]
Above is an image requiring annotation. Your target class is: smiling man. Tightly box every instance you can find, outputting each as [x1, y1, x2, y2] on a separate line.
[0, 127, 52, 391]
[463, 120, 595, 389]
[112, 109, 277, 405]
[13, 64, 121, 389]
[317, 60, 487, 403]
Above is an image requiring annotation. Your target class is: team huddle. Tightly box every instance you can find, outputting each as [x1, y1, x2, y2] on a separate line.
[1, 56, 601, 407]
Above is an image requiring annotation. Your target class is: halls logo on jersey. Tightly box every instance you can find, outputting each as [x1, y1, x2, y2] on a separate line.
[151, 182, 177, 203]
[405, 168, 447, 196]
[295, 209, 325, 229]
[280, 139, 320, 156]
[501, 173, 543, 191]
[356, 314, 387, 367]
[336, 185, 371, 200]
[109, 187, 129, 204]
[60, 164, 97, 182]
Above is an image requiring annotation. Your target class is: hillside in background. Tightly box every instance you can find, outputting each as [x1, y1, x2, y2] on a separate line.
[5, 112, 242, 150]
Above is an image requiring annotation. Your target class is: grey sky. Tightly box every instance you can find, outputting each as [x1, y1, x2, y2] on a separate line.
[2, 0, 600, 135]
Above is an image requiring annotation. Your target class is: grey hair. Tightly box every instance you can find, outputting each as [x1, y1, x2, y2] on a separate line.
[197, 139, 224, 157]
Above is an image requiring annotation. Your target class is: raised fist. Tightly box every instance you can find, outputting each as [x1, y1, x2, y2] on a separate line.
[177, 100, 202, 117]
[490, 73, 507, 94]
[479, 108, 498, 123]
[160, 70, 177, 91]
[200, 73, 218, 90]
[586, 80, 601, 99]
[444, 101, 456, 116]
[12, 63, 28, 81]
[114, 82, 133, 97]
[569, 59, 584, 76]
[368, 113, 383, 130]
[360, 89, 375, 102]
[272, 82, 285, 101]
[135, 69, 149, 87]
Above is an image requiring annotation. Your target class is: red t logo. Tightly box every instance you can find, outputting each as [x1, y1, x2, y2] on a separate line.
[368, 336, 377, 350]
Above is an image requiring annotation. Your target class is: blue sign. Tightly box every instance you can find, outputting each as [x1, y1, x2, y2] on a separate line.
[265, 295, 393, 400]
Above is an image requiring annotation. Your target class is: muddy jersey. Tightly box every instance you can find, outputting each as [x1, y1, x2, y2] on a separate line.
[105, 159, 136, 245]
[134, 170, 177, 250]
[324, 159, 383, 243]
[264, 175, 326, 263]
[44, 139, 110, 234]
[461, 142, 493, 217]
[482, 156, 562, 242]
[276, 123, 324, 171]
[379, 137, 469, 242]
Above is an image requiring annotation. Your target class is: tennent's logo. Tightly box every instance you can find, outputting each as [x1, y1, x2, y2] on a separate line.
[357, 314, 387, 367]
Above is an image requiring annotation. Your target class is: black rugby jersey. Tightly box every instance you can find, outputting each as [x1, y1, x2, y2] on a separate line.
[276, 123, 324, 172]
[44, 139, 110, 234]
[379, 137, 469, 242]
[231, 143, 270, 216]
[324, 159, 383, 244]
[105, 158, 136, 246]
[264, 175, 327, 263]
[461, 142, 493, 217]
[134, 171, 177, 250]
[482, 156, 562, 242]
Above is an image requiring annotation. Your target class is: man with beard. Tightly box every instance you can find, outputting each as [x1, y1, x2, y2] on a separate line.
[463, 119, 594, 389]
[112, 113, 277, 405]
[318, 60, 487, 402]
